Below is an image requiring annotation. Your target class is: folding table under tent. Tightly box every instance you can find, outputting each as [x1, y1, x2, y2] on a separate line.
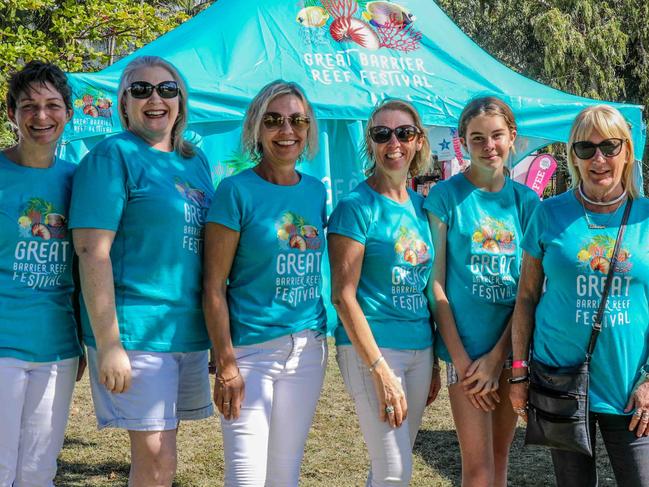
[60, 0, 645, 198]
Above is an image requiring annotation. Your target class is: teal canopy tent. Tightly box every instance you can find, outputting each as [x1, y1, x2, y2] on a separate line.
[60, 0, 645, 328]
[61, 0, 645, 198]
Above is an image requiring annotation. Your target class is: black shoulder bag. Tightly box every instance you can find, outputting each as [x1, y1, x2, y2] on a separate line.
[524, 199, 632, 456]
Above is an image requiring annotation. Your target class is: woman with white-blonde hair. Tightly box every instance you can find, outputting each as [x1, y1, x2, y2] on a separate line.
[203, 79, 327, 486]
[69, 55, 214, 486]
[510, 105, 649, 486]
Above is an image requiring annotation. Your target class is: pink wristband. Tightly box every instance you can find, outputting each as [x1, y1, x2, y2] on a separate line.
[512, 360, 529, 369]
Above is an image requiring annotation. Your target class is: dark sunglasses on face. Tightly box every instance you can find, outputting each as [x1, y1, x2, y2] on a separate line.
[369, 125, 420, 144]
[262, 112, 311, 130]
[572, 138, 625, 159]
[127, 81, 179, 99]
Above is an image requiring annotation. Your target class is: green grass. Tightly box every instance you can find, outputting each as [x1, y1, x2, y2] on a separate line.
[56, 339, 617, 486]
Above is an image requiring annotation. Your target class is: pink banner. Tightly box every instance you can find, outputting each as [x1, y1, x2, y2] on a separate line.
[525, 154, 557, 196]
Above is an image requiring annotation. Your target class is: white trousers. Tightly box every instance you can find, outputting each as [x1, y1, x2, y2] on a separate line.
[0, 357, 78, 487]
[337, 345, 433, 487]
[221, 329, 327, 487]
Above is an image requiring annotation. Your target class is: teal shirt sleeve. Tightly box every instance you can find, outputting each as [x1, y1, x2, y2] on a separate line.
[328, 194, 370, 245]
[207, 177, 242, 231]
[521, 203, 546, 259]
[423, 181, 450, 223]
[69, 144, 127, 230]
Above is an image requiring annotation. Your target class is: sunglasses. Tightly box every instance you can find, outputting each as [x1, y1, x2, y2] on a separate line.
[369, 125, 420, 144]
[572, 138, 625, 159]
[127, 81, 179, 99]
[262, 113, 311, 130]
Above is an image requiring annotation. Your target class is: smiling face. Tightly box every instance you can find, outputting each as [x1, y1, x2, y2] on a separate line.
[370, 109, 423, 177]
[258, 94, 308, 169]
[462, 113, 516, 173]
[8, 81, 71, 149]
[574, 130, 628, 198]
[123, 66, 179, 150]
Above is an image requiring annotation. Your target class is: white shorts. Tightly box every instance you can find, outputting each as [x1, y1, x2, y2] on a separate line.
[87, 347, 213, 431]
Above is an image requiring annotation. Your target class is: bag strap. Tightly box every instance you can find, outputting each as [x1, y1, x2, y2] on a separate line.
[585, 199, 633, 362]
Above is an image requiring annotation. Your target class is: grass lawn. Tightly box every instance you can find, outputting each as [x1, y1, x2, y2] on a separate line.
[56, 339, 617, 486]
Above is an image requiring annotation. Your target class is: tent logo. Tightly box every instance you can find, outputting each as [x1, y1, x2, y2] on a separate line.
[297, 1, 422, 53]
[71, 86, 115, 135]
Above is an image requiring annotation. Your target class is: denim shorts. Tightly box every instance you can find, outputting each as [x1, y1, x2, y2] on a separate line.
[87, 347, 213, 431]
[445, 358, 513, 386]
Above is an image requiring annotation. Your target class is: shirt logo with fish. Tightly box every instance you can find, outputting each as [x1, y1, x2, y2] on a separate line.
[471, 217, 515, 255]
[394, 226, 430, 266]
[296, 0, 422, 52]
[577, 235, 632, 275]
[17, 198, 68, 240]
[276, 211, 322, 251]
[174, 177, 207, 207]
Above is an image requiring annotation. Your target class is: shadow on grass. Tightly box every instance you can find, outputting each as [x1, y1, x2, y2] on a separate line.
[414, 427, 560, 487]
[62, 437, 98, 448]
[56, 459, 129, 486]
[415, 426, 619, 487]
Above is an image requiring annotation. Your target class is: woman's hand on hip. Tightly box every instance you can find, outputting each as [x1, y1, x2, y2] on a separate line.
[509, 382, 529, 422]
[97, 342, 131, 393]
[625, 381, 649, 436]
[215, 364, 244, 421]
[372, 361, 407, 428]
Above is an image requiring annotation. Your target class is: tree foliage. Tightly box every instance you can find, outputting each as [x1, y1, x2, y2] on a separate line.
[0, 0, 213, 145]
[437, 0, 649, 193]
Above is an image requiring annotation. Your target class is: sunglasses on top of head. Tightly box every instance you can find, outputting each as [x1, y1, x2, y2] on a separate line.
[127, 81, 179, 99]
[571, 138, 625, 159]
[369, 125, 420, 144]
[262, 112, 311, 130]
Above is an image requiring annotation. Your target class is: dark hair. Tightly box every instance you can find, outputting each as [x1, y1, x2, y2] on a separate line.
[6, 61, 72, 112]
[458, 96, 516, 140]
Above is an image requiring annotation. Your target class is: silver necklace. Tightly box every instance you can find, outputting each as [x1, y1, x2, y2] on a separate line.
[579, 193, 625, 230]
[579, 183, 627, 207]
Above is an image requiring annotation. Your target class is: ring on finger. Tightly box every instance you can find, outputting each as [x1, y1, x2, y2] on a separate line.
[635, 409, 644, 417]
[385, 405, 395, 415]
[514, 407, 526, 415]
[223, 401, 231, 407]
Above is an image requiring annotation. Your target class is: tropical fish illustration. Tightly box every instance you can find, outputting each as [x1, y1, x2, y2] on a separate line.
[362, 1, 416, 27]
[472, 217, 515, 254]
[17, 198, 67, 240]
[577, 235, 632, 274]
[276, 211, 321, 251]
[394, 226, 430, 265]
[296, 6, 330, 27]
[174, 177, 206, 207]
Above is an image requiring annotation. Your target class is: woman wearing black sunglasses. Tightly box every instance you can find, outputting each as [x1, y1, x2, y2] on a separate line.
[328, 99, 440, 485]
[511, 105, 649, 486]
[203, 80, 327, 485]
[69, 56, 214, 486]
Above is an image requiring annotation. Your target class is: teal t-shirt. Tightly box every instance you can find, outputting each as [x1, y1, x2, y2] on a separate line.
[69, 132, 214, 352]
[424, 174, 539, 361]
[328, 181, 434, 350]
[523, 192, 649, 415]
[207, 168, 327, 347]
[0, 154, 82, 362]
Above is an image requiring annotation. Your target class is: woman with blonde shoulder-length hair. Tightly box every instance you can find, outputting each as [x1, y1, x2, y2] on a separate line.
[203, 79, 327, 486]
[69, 55, 215, 486]
[511, 105, 649, 486]
[328, 99, 442, 486]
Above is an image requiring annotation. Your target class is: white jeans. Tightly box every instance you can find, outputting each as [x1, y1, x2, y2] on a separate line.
[0, 357, 78, 487]
[221, 329, 327, 487]
[337, 345, 433, 487]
